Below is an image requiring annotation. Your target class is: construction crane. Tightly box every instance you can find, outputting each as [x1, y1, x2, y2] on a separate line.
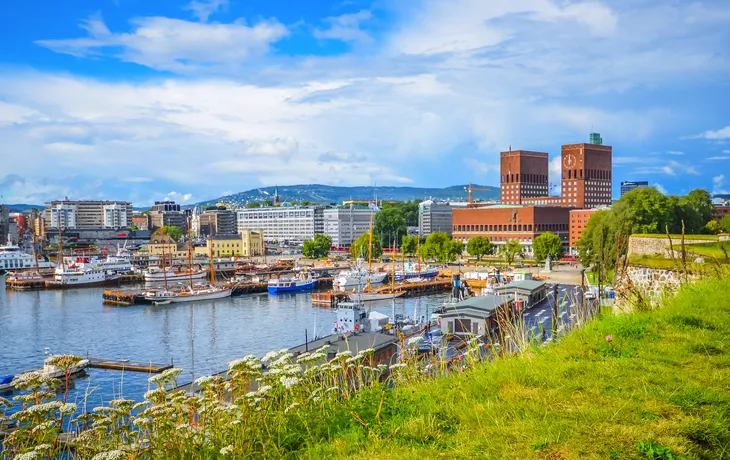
[465, 183, 493, 204]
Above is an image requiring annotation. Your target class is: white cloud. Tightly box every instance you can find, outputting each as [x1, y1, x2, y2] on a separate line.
[666, 150, 684, 155]
[707, 156, 730, 161]
[122, 177, 154, 183]
[653, 183, 668, 195]
[713, 175, 729, 195]
[164, 191, 194, 203]
[35, 14, 288, 72]
[185, 0, 228, 22]
[633, 160, 699, 177]
[314, 10, 373, 44]
[692, 126, 730, 140]
[549, 157, 562, 194]
[464, 158, 496, 175]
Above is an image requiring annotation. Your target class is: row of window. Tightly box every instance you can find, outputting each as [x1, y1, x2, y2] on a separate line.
[454, 223, 568, 232]
[500, 173, 548, 184]
[564, 169, 612, 180]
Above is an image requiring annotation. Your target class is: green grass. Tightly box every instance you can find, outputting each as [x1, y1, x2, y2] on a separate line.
[633, 234, 720, 241]
[671, 242, 730, 261]
[629, 253, 728, 270]
[586, 270, 615, 285]
[308, 277, 730, 459]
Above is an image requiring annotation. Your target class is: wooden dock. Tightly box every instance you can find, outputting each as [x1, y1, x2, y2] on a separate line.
[312, 291, 348, 308]
[230, 282, 267, 296]
[87, 357, 173, 373]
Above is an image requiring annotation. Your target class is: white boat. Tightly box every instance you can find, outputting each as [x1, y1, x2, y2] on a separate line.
[335, 268, 387, 287]
[46, 262, 120, 288]
[0, 354, 90, 392]
[393, 264, 440, 281]
[144, 266, 207, 282]
[0, 243, 54, 272]
[143, 283, 232, 303]
[357, 291, 406, 302]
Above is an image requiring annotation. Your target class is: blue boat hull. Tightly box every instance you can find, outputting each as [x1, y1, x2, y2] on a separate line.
[267, 281, 317, 293]
[394, 270, 440, 281]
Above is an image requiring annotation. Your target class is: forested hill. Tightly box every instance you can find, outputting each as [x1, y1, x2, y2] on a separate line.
[194, 184, 498, 207]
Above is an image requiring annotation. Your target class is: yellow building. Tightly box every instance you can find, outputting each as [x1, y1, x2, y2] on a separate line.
[198, 231, 265, 258]
[147, 233, 188, 258]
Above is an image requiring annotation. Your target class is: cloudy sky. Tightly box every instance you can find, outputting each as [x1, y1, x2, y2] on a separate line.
[1, 0, 729, 205]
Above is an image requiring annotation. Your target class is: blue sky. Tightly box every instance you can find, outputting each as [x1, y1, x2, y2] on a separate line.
[1, 0, 729, 205]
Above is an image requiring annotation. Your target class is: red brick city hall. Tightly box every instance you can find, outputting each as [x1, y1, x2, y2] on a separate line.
[453, 134, 612, 257]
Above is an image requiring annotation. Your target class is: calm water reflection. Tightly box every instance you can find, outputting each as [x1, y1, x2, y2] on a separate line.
[0, 278, 448, 410]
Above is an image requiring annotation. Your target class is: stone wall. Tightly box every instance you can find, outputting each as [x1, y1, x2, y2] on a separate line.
[614, 265, 697, 309]
[627, 236, 717, 258]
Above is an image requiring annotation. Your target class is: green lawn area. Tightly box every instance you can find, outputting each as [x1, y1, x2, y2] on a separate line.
[308, 277, 730, 459]
[629, 253, 728, 271]
[673, 241, 730, 260]
[633, 233, 720, 241]
[586, 270, 614, 285]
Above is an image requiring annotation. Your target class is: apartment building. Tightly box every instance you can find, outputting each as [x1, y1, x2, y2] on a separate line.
[323, 206, 378, 247]
[236, 206, 326, 244]
[44, 200, 132, 230]
[418, 200, 468, 237]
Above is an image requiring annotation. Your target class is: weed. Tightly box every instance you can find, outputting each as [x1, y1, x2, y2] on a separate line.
[637, 440, 686, 460]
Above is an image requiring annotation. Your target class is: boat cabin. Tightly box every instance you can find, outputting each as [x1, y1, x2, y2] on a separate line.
[436, 295, 515, 337]
[495, 280, 547, 310]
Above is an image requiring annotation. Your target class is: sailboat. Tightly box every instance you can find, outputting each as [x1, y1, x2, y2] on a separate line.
[357, 240, 406, 302]
[144, 223, 232, 303]
[336, 213, 387, 289]
[393, 236, 439, 281]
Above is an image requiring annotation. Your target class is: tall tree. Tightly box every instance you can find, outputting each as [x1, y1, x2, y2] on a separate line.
[246, 202, 261, 208]
[161, 226, 183, 242]
[350, 232, 383, 260]
[466, 236, 493, 261]
[422, 232, 462, 263]
[678, 189, 714, 234]
[401, 235, 420, 257]
[302, 234, 332, 259]
[532, 231, 563, 263]
[705, 220, 721, 235]
[721, 215, 730, 233]
[501, 239, 523, 266]
[374, 207, 407, 246]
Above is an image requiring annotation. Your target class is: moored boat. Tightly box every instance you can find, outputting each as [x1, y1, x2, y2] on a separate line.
[268, 273, 317, 293]
[143, 267, 207, 282]
[143, 283, 232, 303]
[45, 263, 121, 289]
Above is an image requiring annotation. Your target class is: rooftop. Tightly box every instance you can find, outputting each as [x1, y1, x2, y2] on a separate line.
[498, 280, 546, 292]
[288, 331, 397, 356]
[440, 295, 513, 315]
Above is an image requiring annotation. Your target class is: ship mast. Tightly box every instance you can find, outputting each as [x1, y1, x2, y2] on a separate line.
[187, 216, 194, 289]
[56, 211, 64, 272]
[367, 212, 373, 293]
[32, 209, 39, 272]
[160, 229, 168, 290]
[208, 223, 215, 285]
[417, 235, 421, 278]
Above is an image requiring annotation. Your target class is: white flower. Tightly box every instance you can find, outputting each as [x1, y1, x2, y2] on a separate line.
[59, 403, 77, 414]
[256, 385, 272, 395]
[407, 336, 424, 347]
[132, 417, 152, 426]
[220, 445, 234, 456]
[33, 444, 52, 452]
[278, 348, 289, 354]
[246, 391, 257, 398]
[285, 402, 300, 414]
[262, 351, 279, 363]
[92, 451, 125, 460]
[336, 350, 352, 358]
[14, 452, 41, 460]
[194, 375, 215, 386]
[280, 376, 299, 389]
[390, 363, 407, 369]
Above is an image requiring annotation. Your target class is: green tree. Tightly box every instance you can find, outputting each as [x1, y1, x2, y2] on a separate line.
[422, 232, 462, 264]
[611, 187, 672, 236]
[262, 199, 273, 207]
[466, 236, 493, 261]
[374, 208, 407, 247]
[533, 231, 563, 263]
[246, 202, 261, 208]
[351, 232, 383, 260]
[161, 226, 183, 242]
[677, 189, 714, 234]
[705, 220, 721, 235]
[721, 215, 730, 233]
[129, 225, 139, 231]
[302, 234, 332, 259]
[382, 201, 421, 227]
[401, 235, 420, 258]
[576, 210, 612, 268]
[500, 239, 523, 266]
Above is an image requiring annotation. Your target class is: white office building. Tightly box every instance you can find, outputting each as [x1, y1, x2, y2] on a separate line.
[323, 206, 379, 248]
[102, 203, 129, 229]
[237, 206, 325, 244]
[418, 200, 468, 237]
[49, 203, 78, 229]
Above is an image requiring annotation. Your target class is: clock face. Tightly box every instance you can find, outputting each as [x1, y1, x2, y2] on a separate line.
[563, 154, 576, 168]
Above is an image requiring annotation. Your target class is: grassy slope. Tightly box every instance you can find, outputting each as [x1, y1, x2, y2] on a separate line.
[308, 278, 730, 459]
[633, 234, 720, 241]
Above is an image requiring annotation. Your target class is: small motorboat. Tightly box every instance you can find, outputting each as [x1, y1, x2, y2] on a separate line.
[0, 374, 15, 392]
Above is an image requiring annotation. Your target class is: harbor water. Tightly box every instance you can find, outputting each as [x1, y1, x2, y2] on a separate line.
[0, 278, 448, 412]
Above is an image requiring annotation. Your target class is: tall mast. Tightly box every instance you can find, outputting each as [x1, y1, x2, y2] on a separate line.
[161, 229, 168, 290]
[208, 223, 215, 285]
[56, 211, 64, 272]
[187, 216, 193, 289]
[391, 239, 396, 326]
[367, 212, 373, 293]
[32, 209, 39, 272]
[417, 236, 421, 278]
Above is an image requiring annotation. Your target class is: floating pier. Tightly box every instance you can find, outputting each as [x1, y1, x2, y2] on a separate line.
[312, 291, 348, 308]
[230, 282, 268, 296]
[87, 357, 173, 373]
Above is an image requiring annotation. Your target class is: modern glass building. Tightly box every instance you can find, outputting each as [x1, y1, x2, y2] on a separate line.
[620, 181, 649, 197]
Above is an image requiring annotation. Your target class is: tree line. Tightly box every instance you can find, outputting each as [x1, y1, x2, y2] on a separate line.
[577, 187, 717, 274]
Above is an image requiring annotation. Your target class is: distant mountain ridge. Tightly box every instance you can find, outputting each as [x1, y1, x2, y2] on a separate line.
[194, 184, 500, 207]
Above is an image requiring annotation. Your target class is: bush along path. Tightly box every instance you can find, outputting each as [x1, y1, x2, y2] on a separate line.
[1, 276, 729, 459]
